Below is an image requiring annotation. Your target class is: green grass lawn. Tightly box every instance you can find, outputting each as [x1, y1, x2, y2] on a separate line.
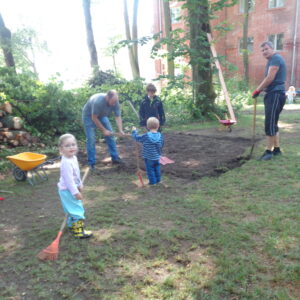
[0, 104, 299, 300]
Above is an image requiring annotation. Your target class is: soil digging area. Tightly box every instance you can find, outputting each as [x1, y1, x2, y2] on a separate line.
[79, 128, 254, 181]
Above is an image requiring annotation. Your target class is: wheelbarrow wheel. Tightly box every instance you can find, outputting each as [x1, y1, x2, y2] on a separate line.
[13, 167, 27, 181]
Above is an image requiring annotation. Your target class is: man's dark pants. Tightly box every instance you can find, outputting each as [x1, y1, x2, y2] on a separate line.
[264, 92, 286, 136]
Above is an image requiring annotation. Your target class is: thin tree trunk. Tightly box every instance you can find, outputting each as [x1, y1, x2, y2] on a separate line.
[112, 54, 117, 75]
[162, 0, 175, 77]
[29, 37, 39, 77]
[242, 0, 250, 87]
[123, 0, 140, 79]
[0, 13, 16, 71]
[82, 0, 99, 70]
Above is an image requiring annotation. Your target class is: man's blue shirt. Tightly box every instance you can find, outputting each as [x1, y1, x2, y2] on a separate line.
[265, 53, 286, 93]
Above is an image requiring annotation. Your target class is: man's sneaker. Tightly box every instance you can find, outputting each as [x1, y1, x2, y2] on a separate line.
[258, 150, 273, 161]
[70, 220, 93, 239]
[112, 158, 124, 165]
[272, 149, 282, 156]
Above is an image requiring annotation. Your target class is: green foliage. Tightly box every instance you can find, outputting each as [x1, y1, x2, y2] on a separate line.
[213, 75, 252, 119]
[87, 69, 125, 88]
[151, 29, 189, 60]
[156, 75, 194, 124]
[0, 67, 85, 141]
[0, 67, 40, 101]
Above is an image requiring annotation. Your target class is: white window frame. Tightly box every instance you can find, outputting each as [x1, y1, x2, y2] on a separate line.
[268, 0, 285, 9]
[268, 33, 284, 51]
[171, 7, 181, 24]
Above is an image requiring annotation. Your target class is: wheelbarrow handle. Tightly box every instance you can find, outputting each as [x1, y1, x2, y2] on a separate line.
[41, 156, 61, 167]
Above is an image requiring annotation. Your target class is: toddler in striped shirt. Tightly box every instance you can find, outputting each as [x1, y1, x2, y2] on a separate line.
[132, 117, 164, 185]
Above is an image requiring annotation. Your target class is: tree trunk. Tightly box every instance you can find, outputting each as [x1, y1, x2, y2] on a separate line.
[162, 0, 175, 77]
[0, 13, 16, 71]
[242, 0, 250, 87]
[187, 0, 216, 118]
[82, 0, 99, 70]
[123, 0, 140, 79]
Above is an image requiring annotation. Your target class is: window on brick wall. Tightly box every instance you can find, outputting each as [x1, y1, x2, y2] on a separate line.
[239, 37, 254, 54]
[268, 33, 284, 51]
[171, 7, 181, 24]
[269, 0, 285, 8]
[239, 0, 255, 13]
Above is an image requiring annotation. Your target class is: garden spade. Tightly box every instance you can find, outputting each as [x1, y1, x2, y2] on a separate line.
[249, 97, 257, 158]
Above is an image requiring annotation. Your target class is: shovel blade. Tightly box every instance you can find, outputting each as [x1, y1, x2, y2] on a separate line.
[160, 156, 174, 165]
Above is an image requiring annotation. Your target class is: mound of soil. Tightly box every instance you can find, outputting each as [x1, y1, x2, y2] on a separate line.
[79, 128, 253, 180]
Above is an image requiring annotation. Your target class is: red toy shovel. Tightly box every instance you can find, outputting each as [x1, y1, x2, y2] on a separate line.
[160, 156, 174, 165]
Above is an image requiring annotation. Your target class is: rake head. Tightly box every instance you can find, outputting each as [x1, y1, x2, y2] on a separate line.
[37, 231, 63, 261]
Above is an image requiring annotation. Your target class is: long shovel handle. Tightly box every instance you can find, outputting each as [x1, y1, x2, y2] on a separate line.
[252, 97, 257, 141]
[127, 100, 140, 120]
[249, 97, 257, 157]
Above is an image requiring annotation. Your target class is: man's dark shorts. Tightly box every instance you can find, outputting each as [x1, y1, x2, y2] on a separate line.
[264, 92, 286, 136]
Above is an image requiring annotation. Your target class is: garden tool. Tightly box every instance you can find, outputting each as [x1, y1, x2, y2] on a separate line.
[213, 113, 236, 133]
[135, 141, 145, 187]
[37, 167, 90, 261]
[249, 97, 257, 158]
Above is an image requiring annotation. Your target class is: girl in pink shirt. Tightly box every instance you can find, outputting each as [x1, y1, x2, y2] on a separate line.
[57, 133, 92, 239]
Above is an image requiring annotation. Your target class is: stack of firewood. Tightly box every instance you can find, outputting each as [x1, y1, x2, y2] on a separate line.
[0, 102, 37, 148]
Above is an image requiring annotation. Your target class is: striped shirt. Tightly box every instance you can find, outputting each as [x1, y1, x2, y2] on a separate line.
[132, 130, 164, 160]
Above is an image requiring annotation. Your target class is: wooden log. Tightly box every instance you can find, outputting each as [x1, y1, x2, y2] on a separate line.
[1, 115, 23, 129]
[8, 139, 19, 146]
[0, 130, 30, 141]
[0, 102, 12, 114]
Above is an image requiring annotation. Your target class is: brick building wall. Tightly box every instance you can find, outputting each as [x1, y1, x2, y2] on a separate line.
[153, 0, 300, 89]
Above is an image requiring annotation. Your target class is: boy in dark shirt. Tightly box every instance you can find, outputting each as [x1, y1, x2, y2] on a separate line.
[139, 83, 165, 131]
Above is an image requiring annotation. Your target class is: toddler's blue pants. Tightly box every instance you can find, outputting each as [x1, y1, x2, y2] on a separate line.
[58, 189, 85, 227]
[144, 158, 161, 185]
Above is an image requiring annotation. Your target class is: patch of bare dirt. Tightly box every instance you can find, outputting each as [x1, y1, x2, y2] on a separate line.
[78, 129, 253, 180]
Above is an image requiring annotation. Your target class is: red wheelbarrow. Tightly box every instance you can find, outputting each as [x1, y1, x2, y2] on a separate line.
[214, 113, 236, 132]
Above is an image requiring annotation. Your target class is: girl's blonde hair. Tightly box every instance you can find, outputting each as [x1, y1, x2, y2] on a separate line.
[58, 133, 77, 147]
[147, 117, 160, 130]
